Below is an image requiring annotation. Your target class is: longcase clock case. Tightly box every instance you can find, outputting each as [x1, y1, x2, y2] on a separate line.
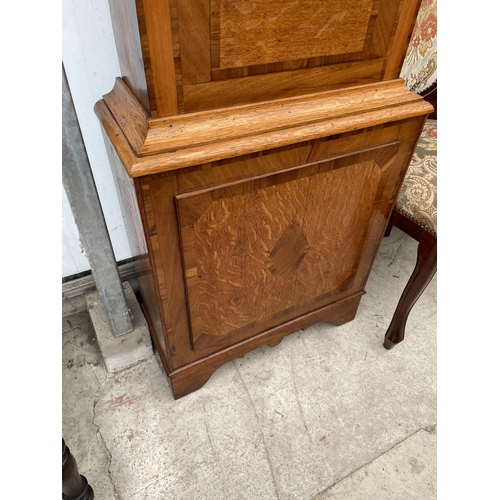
[96, 0, 433, 398]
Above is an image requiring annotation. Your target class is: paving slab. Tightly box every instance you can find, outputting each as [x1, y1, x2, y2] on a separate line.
[62, 311, 119, 499]
[315, 426, 437, 499]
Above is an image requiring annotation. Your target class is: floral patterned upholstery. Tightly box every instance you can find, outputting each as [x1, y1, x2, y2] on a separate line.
[400, 0, 437, 93]
[396, 0, 437, 235]
[395, 120, 437, 235]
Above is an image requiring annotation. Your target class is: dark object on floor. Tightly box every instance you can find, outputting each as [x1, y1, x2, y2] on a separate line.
[62, 439, 94, 500]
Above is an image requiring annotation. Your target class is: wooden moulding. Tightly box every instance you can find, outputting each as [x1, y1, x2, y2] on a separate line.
[95, 78, 433, 178]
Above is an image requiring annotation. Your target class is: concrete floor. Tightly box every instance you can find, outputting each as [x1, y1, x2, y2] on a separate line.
[62, 227, 437, 499]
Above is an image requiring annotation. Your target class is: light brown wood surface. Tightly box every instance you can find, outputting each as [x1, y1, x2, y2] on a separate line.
[177, 0, 211, 84]
[217, 0, 373, 68]
[98, 80, 430, 393]
[141, 0, 178, 116]
[176, 142, 399, 353]
[107, 0, 423, 116]
[95, 78, 432, 178]
[96, 0, 430, 398]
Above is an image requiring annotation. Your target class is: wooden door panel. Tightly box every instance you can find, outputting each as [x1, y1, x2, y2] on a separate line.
[176, 142, 399, 353]
[169, 0, 411, 112]
[109, 0, 421, 117]
[216, 0, 374, 69]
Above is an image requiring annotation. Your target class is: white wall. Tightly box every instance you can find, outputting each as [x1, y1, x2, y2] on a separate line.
[62, 186, 88, 277]
[62, 0, 132, 278]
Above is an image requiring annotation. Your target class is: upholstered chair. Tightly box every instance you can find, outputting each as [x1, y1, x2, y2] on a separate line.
[383, 120, 437, 349]
[383, 0, 437, 349]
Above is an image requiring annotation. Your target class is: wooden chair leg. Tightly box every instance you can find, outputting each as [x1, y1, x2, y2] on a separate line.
[383, 231, 437, 350]
[62, 439, 94, 500]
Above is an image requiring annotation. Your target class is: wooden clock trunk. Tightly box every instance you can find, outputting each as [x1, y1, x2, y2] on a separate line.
[95, 0, 433, 399]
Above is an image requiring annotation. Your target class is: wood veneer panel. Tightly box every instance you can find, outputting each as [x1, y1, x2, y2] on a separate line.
[139, 175, 197, 368]
[308, 122, 401, 163]
[178, 173, 312, 345]
[177, 0, 211, 84]
[109, 0, 421, 117]
[368, 0, 401, 59]
[142, 0, 178, 116]
[176, 142, 399, 354]
[178, 143, 313, 192]
[183, 58, 386, 112]
[176, 123, 403, 193]
[217, 0, 373, 68]
[172, 0, 423, 114]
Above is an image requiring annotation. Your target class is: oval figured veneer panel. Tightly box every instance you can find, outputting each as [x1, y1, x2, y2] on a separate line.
[218, 0, 374, 69]
[176, 142, 399, 352]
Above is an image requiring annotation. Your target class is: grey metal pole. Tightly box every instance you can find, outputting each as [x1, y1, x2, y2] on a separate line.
[62, 64, 133, 337]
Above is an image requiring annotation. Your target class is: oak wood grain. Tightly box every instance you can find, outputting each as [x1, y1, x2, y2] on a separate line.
[96, 0, 429, 399]
[102, 76, 407, 155]
[95, 84, 433, 178]
[97, 79, 433, 177]
[183, 58, 386, 112]
[217, 0, 373, 68]
[179, 0, 419, 113]
[175, 142, 400, 354]
[98, 115, 429, 395]
[144, 79, 416, 154]
[202, 0, 378, 84]
[103, 78, 149, 154]
[107, 0, 421, 117]
[121, 117, 427, 372]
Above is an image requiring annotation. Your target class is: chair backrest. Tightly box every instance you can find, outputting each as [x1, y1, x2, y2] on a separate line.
[399, 0, 437, 96]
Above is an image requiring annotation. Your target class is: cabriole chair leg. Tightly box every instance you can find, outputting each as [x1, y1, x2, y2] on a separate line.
[384, 231, 437, 350]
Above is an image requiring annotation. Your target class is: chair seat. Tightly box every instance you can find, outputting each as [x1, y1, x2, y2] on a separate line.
[395, 119, 437, 236]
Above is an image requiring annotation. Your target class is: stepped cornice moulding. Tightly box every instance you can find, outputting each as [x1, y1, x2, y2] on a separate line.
[95, 78, 432, 178]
